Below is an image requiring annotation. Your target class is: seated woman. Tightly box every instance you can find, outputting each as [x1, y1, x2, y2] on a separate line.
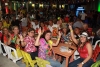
[68, 25, 94, 67]
[8, 26, 20, 49]
[38, 30, 62, 67]
[1, 27, 10, 53]
[39, 21, 48, 32]
[19, 28, 42, 60]
[61, 26, 70, 42]
[1, 27, 10, 45]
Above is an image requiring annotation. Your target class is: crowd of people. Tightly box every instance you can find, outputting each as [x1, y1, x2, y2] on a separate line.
[0, 9, 99, 67]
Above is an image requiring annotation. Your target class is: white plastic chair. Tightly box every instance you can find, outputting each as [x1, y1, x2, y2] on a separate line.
[74, 50, 80, 60]
[0, 41, 7, 56]
[0, 41, 2, 54]
[6, 46, 22, 63]
[93, 40, 100, 50]
[90, 36, 94, 45]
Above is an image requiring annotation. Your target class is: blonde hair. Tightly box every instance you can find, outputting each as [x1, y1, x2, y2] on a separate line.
[12, 26, 19, 30]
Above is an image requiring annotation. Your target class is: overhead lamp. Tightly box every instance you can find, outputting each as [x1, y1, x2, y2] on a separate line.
[23, 3, 24, 6]
[62, 5, 65, 9]
[52, 4, 57, 8]
[39, 4, 43, 8]
[32, 4, 35, 7]
[59, 5, 61, 9]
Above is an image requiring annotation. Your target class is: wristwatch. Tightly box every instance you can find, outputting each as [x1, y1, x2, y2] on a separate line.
[81, 62, 84, 65]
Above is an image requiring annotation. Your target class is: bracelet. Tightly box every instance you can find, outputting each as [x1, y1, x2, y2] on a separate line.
[58, 38, 60, 41]
[81, 62, 84, 65]
[70, 30, 73, 32]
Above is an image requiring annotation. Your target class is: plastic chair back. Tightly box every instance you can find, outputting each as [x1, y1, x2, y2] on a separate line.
[0, 41, 7, 56]
[24, 52, 36, 67]
[12, 48, 22, 58]
[92, 44, 100, 62]
[6, 46, 22, 63]
[91, 60, 100, 67]
[74, 50, 80, 60]
[35, 57, 50, 67]
[93, 40, 100, 50]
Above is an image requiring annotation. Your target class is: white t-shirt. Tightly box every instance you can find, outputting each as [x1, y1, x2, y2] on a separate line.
[21, 18, 27, 27]
[48, 24, 59, 32]
[31, 21, 39, 30]
[80, 13, 87, 20]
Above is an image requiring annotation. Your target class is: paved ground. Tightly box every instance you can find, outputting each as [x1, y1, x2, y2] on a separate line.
[0, 54, 19, 67]
[16, 61, 26, 67]
[0, 53, 100, 67]
[16, 60, 37, 67]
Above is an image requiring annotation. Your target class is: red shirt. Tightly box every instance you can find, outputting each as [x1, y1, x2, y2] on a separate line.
[78, 43, 89, 59]
[64, 17, 69, 23]
[43, 26, 48, 32]
[0, 32, 2, 40]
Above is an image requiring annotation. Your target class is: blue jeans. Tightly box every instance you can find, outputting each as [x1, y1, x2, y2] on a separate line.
[46, 57, 61, 67]
[69, 58, 94, 67]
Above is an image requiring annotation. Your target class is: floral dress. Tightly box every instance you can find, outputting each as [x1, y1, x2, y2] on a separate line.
[38, 38, 62, 67]
[38, 38, 52, 60]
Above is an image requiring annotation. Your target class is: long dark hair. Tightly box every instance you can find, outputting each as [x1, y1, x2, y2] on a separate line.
[41, 30, 51, 42]
[62, 28, 70, 35]
[78, 37, 88, 48]
[1, 27, 9, 43]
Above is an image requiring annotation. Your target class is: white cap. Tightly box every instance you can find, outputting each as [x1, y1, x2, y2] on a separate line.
[80, 32, 88, 37]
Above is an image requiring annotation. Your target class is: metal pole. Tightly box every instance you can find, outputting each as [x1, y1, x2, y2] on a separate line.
[26, 2, 28, 12]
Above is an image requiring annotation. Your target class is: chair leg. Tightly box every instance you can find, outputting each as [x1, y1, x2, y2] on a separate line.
[13, 60, 16, 63]
[26, 62, 29, 67]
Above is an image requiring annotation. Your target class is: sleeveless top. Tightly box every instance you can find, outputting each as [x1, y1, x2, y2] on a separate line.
[1, 35, 8, 45]
[38, 38, 53, 60]
[78, 43, 89, 59]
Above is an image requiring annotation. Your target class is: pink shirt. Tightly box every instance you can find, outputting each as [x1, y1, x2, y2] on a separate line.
[24, 36, 37, 53]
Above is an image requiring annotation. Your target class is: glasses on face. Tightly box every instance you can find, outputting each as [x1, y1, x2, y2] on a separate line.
[30, 32, 34, 34]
